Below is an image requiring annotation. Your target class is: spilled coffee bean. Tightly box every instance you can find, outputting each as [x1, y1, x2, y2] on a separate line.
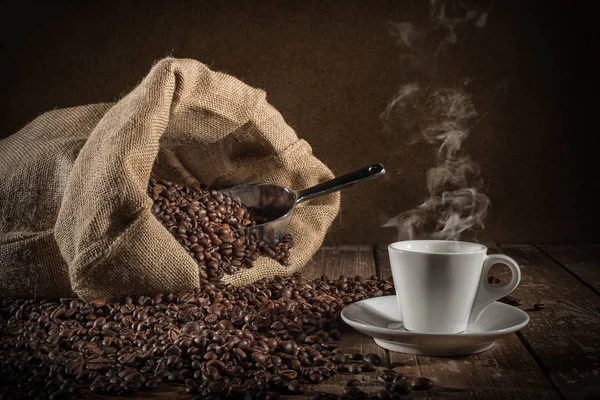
[411, 376, 434, 391]
[360, 362, 377, 372]
[0, 273, 396, 399]
[499, 295, 522, 307]
[363, 353, 382, 366]
[342, 386, 367, 398]
[533, 302, 546, 311]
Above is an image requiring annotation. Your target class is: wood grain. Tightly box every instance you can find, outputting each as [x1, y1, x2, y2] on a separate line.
[375, 245, 561, 399]
[492, 244, 600, 400]
[536, 244, 600, 294]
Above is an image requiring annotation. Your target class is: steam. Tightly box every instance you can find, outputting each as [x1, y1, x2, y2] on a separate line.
[383, 0, 492, 241]
[430, 0, 490, 53]
[388, 0, 491, 51]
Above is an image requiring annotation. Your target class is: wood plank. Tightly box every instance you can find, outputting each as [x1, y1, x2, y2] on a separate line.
[492, 244, 600, 399]
[297, 245, 387, 399]
[375, 245, 562, 399]
[536, 244, 600, 294]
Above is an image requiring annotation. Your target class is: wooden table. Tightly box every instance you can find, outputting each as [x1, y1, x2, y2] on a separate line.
[110, 244, 600, 399]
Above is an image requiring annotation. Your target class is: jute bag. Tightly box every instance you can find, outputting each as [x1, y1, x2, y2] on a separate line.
[0, 58, 340, 301]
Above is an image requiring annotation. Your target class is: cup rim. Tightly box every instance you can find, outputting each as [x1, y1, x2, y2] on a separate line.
[388, 240, 487, 255]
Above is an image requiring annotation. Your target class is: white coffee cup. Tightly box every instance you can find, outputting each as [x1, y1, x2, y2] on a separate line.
[388, 240, 521, 334]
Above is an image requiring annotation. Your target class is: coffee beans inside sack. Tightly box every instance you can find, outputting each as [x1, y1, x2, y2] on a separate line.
[148, 179, 294, 281]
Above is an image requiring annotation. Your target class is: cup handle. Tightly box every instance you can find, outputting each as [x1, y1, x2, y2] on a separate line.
[468, 254, 521, 325]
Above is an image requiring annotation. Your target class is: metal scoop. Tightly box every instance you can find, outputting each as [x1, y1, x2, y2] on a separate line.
[220, 163, 385, 244]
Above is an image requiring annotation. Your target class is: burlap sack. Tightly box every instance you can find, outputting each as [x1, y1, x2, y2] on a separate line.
[0, 58, 340, 301]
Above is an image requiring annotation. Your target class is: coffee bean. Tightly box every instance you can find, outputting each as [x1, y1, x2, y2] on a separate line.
[361, 362, 376, 372]
[332, 354, 347, 364]
[286, 381, 304, 394]
[345, 378, 361, 386]
[279, 369, 298, 380]
[411, 376, 434, 391]
[144, 379, 159, 390]
[378, 369, 399, 382]
[533, 303, 546, 311]
[386, 380, 411, 395]
[363, 353, 382, 366]
[207, 381, 226, 395]
[342, 386, 366, 398]
[348, 364, 362, 374]
[499, 295, 522, 307]
[349, 353, 363, 361]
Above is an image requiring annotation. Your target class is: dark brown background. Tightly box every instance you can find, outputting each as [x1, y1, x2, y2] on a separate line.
[1, 0, 598, 244]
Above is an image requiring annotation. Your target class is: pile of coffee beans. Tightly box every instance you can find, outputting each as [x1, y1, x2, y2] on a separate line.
[148, 179, 294, 281]
[0, 274, 437, 400]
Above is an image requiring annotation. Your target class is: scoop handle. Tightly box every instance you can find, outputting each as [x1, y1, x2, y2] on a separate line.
[296, 163, 386, 204]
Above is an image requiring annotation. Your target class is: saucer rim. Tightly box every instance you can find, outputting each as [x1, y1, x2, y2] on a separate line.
[341, 295, 529, 338]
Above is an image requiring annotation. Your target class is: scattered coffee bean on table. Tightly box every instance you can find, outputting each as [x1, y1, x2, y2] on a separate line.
[0, 274, 399, 399]
[344, 378, 362, 386]
[411, 376, 434, 391]
[148, 179, 294, 281]
[533, 302, 546, 311]
[499, 295, 522, 307]
[363, 353, 382, 366]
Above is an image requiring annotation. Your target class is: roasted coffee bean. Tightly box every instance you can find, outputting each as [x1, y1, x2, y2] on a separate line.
[345, 378, 362, 387]
[411, 376, 434, 391]
[286, 381, 304, 394]
[144, 379, 159, 390]
[309, 373, 324, 383]
[348, 364, 362, 374]
[360, 362, 376, 372]
[499, 295, 522, 307]
[363, 353, 382, 366]
[279, 369, 298, 380]
[386, 380, 411, 395]
[533, 303, 546, 311]
[349, 353, 363, 361]
[337, 364, 350, 373]
[342, 386, 366, 398]
[207, 381, 226, 395]
[378, 369, 399, 382]
[167, 372, 184, 383]
[332, 354, 347, 364]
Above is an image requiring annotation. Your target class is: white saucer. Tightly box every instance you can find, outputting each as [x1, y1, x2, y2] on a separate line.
[341, 296, 529, 356]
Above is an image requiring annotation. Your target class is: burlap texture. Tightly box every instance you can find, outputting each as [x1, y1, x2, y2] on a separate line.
[0, 58, 340, 301]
